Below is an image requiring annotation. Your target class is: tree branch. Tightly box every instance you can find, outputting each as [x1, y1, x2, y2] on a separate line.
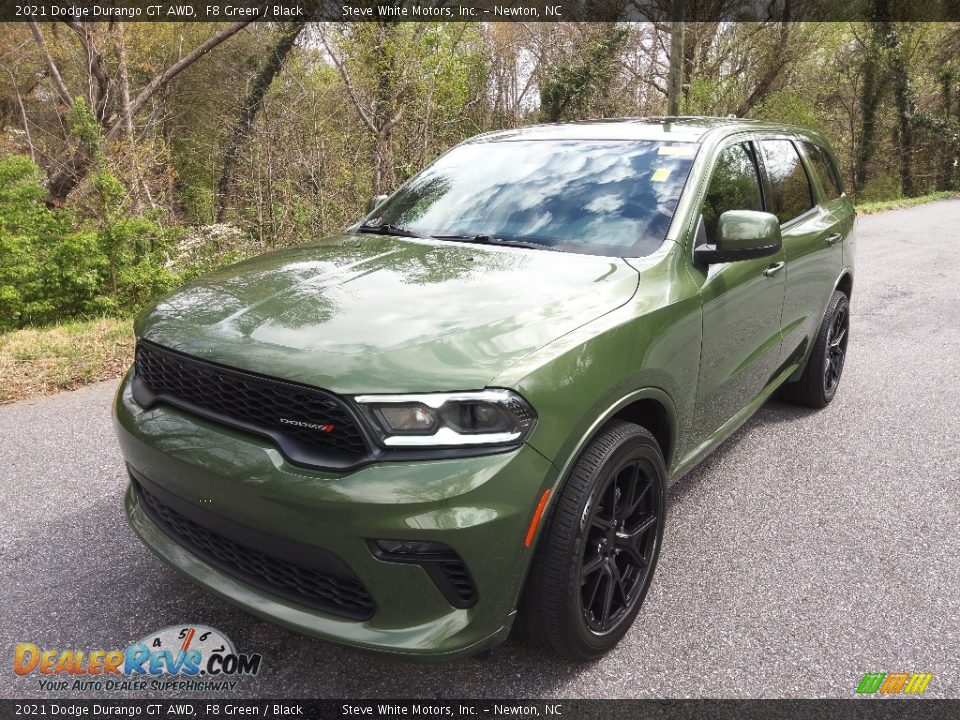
[111, 20, 254, 138]
[6, 66, 37, 163]
[64, 21, 112, 120]
[319, 27, 378, 135]
[28, 21, 72, 106]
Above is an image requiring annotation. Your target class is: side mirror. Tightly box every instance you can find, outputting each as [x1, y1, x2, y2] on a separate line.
[366, 194, 389, 214]
[694, 210, 782, 265]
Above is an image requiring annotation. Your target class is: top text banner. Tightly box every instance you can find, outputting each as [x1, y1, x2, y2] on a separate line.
[1, 0, 959, 22]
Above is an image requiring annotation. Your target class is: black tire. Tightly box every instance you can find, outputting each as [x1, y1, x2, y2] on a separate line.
[780, 290, 850, 409]
[516, 421, 666, 661]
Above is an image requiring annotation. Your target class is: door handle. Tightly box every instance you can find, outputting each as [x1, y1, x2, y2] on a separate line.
[826, 232, 843, 246]
[763, 261, 785, 277]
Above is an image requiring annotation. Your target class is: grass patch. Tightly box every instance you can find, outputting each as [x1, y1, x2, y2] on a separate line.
[0, 317, 133, 405]
[855, 190, 959, 215]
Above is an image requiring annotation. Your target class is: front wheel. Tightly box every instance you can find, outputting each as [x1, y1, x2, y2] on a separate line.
[516, 421, 666, 661]
[780, 290, 850, 408]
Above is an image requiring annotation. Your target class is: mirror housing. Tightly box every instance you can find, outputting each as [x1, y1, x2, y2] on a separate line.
[694, 210, 782, 265]
[366, 194, 389, 214]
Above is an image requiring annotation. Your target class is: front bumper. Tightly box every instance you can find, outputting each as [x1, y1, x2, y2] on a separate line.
[114, 372, 557, 660]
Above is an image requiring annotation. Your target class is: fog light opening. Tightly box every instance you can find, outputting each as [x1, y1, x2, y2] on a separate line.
[369, 539, 478, 608]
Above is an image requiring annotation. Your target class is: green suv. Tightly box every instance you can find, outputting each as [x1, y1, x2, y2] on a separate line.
[115, 117, 854, 661]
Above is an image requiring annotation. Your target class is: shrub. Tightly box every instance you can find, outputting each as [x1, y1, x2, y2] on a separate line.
[0, 156, 180, 330]
[0, 156, 102, 329]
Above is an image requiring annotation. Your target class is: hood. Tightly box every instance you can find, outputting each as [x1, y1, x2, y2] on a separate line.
[137, 234, 639, 394]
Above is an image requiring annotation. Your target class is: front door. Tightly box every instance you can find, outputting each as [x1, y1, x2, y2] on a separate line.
[690, 140, 787, 443]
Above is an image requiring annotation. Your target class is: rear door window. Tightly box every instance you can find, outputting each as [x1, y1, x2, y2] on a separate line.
[801, 142, 843, 200]
[759, 140, 814, 224]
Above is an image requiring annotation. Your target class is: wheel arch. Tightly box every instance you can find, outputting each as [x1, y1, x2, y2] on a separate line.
[548, 386, 678, 498]
[611, 398, 673, 468]
[836, 270, 853, 299]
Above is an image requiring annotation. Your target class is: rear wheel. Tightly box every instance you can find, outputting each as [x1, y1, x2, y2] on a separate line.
[780, 290, 849, 408]
[516, 421, 666, 661]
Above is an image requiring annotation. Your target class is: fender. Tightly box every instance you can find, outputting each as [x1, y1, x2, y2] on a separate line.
[544, 385, 679, 498]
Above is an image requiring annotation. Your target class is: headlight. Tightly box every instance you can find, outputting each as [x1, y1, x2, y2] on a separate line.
[353, 389, 536, 448]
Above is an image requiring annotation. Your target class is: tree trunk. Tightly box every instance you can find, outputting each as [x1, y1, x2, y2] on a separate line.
[216, 23, 304, 222]
[853, 15, 893, 194]
[890, 28, 915, 197]
[46, 148, 95, 208]
[680, 23, 696, 106]
[942, 71, 954, 118]
[372, 25, 399, 195]
[854, 57, 881, 193]
[373, 130, 394, 196]
[668, 10, 684, 116]
[113, 23, 154, 211]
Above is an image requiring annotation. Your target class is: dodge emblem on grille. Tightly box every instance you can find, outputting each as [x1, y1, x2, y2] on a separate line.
[279, 418, 335, 432]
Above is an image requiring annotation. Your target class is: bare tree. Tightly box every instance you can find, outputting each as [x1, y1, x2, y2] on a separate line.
[28, 20, 254, 206]
[216, 22, 306, 222]
[319, 22, 429, 194]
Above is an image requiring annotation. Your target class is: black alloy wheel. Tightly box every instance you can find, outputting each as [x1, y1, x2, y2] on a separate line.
[824, 303, 849, 396]
[780, 289, 850, 409]
[580, 457, 659, 634]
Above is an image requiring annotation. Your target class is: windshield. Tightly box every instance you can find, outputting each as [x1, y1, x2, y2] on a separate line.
[366, 139, 698, 257]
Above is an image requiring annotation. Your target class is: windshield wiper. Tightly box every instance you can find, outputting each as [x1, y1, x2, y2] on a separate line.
[356, 223, 426, 239]
[431, 234, 564, 253]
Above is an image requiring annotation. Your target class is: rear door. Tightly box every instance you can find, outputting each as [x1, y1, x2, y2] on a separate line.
[756, 137, 843, 370]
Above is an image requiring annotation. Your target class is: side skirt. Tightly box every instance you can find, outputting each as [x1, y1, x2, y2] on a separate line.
[669, 361, 801, 483]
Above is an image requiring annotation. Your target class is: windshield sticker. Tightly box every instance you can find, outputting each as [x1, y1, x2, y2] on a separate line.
[658, 145, 697, 157]
[651, 168, 672, 182]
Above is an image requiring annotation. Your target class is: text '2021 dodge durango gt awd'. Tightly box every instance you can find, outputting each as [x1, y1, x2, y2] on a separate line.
[115, 117, 855, 661]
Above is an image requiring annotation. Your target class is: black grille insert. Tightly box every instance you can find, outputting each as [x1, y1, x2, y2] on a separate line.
[134, 477, 374, 620]
[133, 341, 370, 470]
[440, 560, 477, 604]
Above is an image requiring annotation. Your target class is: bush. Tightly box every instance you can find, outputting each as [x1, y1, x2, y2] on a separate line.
[0, 156, 103, 329]
[0, 156, 180, 330]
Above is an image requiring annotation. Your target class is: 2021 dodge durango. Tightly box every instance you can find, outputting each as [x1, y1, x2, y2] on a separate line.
[115, 117, 855, 661]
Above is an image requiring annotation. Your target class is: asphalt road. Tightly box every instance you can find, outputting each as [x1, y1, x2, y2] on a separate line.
[2, 199, 959, 700]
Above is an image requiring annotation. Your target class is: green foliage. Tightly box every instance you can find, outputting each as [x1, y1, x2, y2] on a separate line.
[0, 156, 178, 330]
[67, 98, 104, 155]
[857, 173, 905, 203]
[540, 28, 630, 123]
[753, 90, 821, 129]
[0, 156, 92, 329]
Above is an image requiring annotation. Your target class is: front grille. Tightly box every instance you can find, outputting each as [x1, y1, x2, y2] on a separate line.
[134, 479, 374, 620]
[133, 341, 369, 468]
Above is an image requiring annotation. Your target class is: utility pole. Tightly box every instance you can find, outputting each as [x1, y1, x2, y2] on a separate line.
[668, 0, 685, 116]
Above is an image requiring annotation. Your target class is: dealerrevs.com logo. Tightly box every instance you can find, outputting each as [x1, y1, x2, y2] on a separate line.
[14, 624, 262, 692]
